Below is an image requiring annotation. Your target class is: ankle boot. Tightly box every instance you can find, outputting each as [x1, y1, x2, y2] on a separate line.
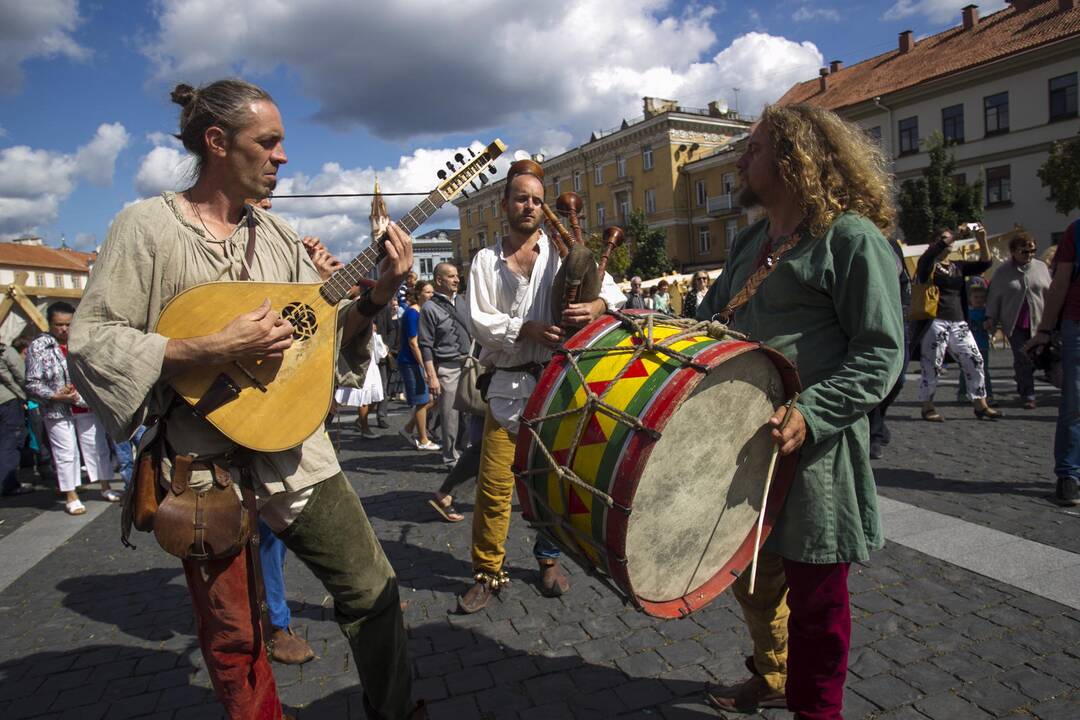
[538, 559, 570, 597]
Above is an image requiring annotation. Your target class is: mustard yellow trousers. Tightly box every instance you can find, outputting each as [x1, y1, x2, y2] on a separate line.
[732, 551, 789, 692]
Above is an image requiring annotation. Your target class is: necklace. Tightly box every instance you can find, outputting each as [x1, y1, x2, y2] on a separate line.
[185, 192, 224, 244]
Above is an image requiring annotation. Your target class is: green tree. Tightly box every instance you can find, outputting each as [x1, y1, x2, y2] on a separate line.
[624, 209, 674, 280]
[1038, 131, 1080, 216]
[585, 229, 630, 281]
[897, 132, 983, 243]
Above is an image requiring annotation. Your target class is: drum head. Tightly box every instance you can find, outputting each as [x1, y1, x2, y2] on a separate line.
[624, 350, 782, 604]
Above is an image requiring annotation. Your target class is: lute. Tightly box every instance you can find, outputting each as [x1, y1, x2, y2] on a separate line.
[156, 139, 506, 452]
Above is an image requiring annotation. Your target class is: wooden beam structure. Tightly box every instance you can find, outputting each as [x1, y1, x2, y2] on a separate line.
[0, 270, 83, 333]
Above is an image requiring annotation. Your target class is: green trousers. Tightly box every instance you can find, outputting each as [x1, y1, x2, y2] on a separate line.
[278, 473, 411, 719]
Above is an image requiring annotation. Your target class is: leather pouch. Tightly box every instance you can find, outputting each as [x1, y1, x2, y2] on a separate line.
[154, 455, 252, 561]
[121, 425, 165, 548]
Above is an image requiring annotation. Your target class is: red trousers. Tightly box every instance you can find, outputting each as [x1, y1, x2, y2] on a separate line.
[182, 545, 283, 720]
[783, 558, 851, 720]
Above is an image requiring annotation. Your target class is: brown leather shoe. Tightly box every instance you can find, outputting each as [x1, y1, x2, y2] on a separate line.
[538, 559, 570, 597]
[706, 675, 786, 713]
[269, 627, 315, 665]
[456, 581, 495, 614]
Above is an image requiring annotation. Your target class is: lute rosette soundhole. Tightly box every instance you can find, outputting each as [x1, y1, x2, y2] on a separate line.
[281, 302, 318, 340]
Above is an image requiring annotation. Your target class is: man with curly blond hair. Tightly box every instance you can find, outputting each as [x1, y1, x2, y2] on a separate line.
[699, 105, 904, 719]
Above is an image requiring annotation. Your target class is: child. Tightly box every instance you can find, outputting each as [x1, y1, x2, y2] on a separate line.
[959, 280, 995, 403]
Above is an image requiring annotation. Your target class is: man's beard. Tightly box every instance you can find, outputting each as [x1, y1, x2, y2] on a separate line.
[737, 183, 760, 209]
[509, 215, 541, 234]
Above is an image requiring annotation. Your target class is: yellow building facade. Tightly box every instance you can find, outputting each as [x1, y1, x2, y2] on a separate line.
[680, 137, 759, 268]
[453, 98, 753, 274]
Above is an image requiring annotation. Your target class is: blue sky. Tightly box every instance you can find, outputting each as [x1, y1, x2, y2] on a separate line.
[0, 0, 1006, 257]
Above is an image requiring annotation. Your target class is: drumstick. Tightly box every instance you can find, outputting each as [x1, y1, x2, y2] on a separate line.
[749, 392, 800, 595]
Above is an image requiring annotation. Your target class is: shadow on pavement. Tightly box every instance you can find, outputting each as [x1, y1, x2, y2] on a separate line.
[874, 467, 1051, 499]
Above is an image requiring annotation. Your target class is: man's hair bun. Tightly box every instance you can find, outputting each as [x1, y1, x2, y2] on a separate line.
[170, 83, 197, 107]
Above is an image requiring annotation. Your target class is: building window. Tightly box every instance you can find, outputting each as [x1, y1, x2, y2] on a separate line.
[594, 165, 604, 185]
[619, 197, 631, 222]
[34, 272, 45, 286]
[477, 231, 487, 248]
[866, 126, 882, 144]
[617, 155, 627, 178]
[695, 180, 707, 207]
[596, 202, 606, 226]
[642, 145, 654, 170]
[645, 188, 657, 214]
[73, 275, 82, 289]
[986, 165, 1011, 205]
[466, 208, 473, 226]
[698, 227, 711, 254]
[554, 177, 561, 196]
[984, 92, 1009, 135]
[492, 200, 498, 217]
[723, 172, 736, 195]
[53, 274, 62, 287]
[898, 116, 919, 155]
[501, 221, 508, 237]
[420, 258, 433, 275]
[479, 205, 485, 221]
[725, 220, 738, 252]
[942, 104, 964, 144]
[1049, 72, 1078, 122]
[573, 171, 582, 192]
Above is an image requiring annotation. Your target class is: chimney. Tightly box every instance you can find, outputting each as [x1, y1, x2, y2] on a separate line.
[962, 4, 979, 30]
[899, 30, 914, 53]
[830, 59, 843, 73]
[819, 68, 829, 92]
[1060, 0, 1076, 11]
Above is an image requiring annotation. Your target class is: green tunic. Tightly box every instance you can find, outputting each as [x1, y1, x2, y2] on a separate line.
[698, 212, 903, 564]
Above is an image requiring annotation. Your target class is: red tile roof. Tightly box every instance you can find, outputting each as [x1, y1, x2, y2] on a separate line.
[777, 0, 1080, 111]
[0, 243, 94, 273]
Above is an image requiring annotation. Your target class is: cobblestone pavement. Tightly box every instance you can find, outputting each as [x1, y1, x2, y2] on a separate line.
[0, 352, 1078, 719]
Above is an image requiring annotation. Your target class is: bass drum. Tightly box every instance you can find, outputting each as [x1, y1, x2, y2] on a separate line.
[514, 312, 800, 618]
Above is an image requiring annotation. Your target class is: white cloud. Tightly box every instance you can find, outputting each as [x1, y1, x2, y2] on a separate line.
[883, 0, 1008, 24]
[75, 123, 130, 186]
[143, 0, 816, 143]
[0, 0, 89, 94]
[146, 131, 183, 149]
[134, 145, 193, 196]
[0, 123, 129, 238]
[793, 6, 841, 22]
[74, 231, 96, 250]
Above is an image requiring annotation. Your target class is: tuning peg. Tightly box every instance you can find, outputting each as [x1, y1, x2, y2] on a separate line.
[488, 164, 497, 175]
[478, 173, 489, 185]
[469, 148, 477, 157]
[445, 160, 456, 172]
[470, 180, 480, 191]
[454, 153, 465, 164]
[461, 189, 470, 199]
[437, 169, 447, 180]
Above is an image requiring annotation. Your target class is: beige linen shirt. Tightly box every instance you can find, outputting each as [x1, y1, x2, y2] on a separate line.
[69, 192, 362, 495]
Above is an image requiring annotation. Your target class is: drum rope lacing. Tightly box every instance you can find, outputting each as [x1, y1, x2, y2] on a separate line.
[519, 311, 748, 515]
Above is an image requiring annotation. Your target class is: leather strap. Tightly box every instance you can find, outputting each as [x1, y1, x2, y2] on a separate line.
[716, 232, 802, 324]
[240, 205, 258, 282]
[241, 482, 275, 650]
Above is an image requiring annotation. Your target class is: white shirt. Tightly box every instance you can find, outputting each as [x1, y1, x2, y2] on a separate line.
[468, 229, 626, 433]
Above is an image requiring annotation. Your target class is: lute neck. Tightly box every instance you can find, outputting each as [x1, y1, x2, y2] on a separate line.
[319, 189, 445, 305]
